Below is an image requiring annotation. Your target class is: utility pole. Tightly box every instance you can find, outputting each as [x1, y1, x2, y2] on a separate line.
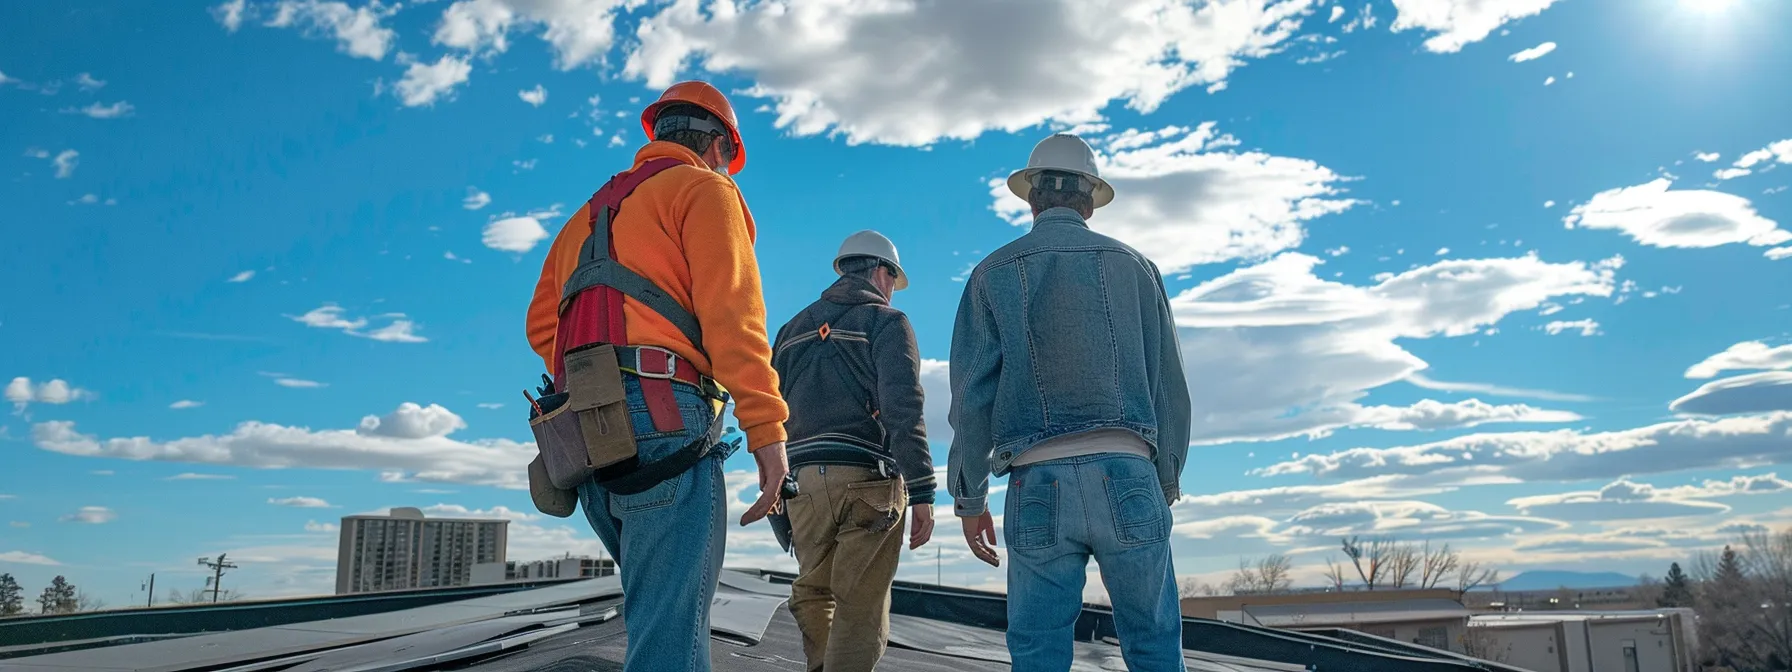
[936, 546, 942, 585]
[141, 574, 155, 608]
[197, 554, 238, 603]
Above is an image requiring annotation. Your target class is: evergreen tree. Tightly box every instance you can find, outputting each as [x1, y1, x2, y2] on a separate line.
[37, 576, 77, 615]
[0, 573, 22, 615]
[1659, 562, 1693, 608]
[1715, 545, 1747, 589]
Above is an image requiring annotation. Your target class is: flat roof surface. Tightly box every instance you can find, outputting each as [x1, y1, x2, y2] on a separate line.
[0, 571, 1529, 672]
[1245, 598, 1471, 627]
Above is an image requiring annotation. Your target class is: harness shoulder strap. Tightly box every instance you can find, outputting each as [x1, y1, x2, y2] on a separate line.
[560, 157, 707, 356]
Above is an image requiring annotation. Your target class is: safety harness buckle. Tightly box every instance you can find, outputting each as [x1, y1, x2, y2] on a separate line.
[630, 345, 681, 380]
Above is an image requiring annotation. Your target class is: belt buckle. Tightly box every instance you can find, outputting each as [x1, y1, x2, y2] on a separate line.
[633, 345, 679, 380]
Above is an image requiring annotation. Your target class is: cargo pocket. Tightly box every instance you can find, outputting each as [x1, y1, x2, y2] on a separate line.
[1107, 475, 1166, 546]
[844, 477, 902, 534]
[1004, 482, 1058, 551]
[530, 394, 594, 490]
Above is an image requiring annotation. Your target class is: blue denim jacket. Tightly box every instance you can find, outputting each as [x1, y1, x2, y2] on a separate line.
[946, 207, 1191, 517]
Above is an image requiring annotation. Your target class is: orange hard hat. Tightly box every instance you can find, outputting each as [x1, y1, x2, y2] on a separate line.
[640, 80, 745, 175]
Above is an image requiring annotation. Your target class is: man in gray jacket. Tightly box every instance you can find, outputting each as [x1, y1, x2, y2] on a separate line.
[771, 230, 934, 672]
[948, 133, 1191, 671]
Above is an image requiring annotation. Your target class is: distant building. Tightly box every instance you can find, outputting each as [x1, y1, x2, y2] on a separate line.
[1181, 588, 1471, 652]
[335, 507, 509, 594]
[1469, 609, 1698, 672]
[471, 555, 616, 585]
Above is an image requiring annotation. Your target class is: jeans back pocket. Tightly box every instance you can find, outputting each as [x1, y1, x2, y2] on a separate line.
[1004, 482, 1059, 551]
[1106, 476, 1166, 545]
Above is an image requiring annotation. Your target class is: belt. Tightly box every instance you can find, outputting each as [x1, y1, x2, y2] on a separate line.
[616, 345, 724, 399]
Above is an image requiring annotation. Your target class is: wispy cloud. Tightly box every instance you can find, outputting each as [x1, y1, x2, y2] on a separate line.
[7, 377, 96, 413]
[304, 520, 338, 533]
[395, 54, 470, 107]
[0, 551, 61, 566]
[462, 187, 491, 210]
[75, 72, 106, 90]
[211, 0, 246, 32]
[1405, 372, 1594, 402]
[52, 150, 79, 179]
[518, 84, 547, 107]
[269, 496, 335, 508]
[60, 506, 116, 524]
[1542, 319, 1602, 336]
[228, 270, 256, 283]
[286, 304, 427, 343]
[62, 101, 135, 119]
[170, 400, 205, 409]
[167, 472, 235, 480]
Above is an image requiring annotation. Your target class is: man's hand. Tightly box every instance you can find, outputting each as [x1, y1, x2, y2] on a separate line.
[740, 441, 788, 526]
[960, 511, 1000, 567]
[908, 503, 935, 550]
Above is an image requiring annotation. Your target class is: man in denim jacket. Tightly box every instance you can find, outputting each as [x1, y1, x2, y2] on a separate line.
[947, 133, 1191, 671]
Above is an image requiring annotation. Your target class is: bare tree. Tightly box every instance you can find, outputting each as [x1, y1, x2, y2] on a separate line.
[1341, 536, 1395, 590]
[1459, 627, 1510, 663]
[1420, 541, 1460, 589]
[1457, 560, 1501, 592]
[166, 587, 244, 604]
[1736, 528, 1792, 668]
[75, 591, 107, 612]
[1226, 554, 1295, 595]
[1386, 542, 1421, 589]
[1323, 555, 1349, 591]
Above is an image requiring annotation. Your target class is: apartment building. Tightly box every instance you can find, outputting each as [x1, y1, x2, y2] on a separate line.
[334, 507, 509, 594]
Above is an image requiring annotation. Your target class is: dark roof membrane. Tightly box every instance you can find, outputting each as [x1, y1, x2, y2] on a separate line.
[0, 570, 1525, 672]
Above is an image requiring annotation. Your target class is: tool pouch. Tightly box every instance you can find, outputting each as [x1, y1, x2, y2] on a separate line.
[527, 454, 578, 518]
[564, 344, 639, 472]
[529, 391, 593, 490]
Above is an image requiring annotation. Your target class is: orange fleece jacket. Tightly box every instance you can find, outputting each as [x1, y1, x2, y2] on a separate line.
[527, 142, 789, 451]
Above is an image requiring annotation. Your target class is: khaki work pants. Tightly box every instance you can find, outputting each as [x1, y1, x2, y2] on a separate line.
[785, 464, 907, 672]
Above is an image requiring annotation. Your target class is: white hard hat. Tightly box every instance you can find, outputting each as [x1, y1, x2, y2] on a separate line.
[834, 230, 909, 291]
[1007, 133, 1114, 209]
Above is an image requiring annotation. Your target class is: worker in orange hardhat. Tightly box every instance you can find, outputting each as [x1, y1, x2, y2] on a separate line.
[526, 79, 790, 672]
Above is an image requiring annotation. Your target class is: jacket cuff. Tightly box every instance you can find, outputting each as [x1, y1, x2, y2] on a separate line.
[907, 487, 936, 506]
[953, 495, 987, 518]
[743, 422, 788, 452]
[1161, 481, 1181, 505]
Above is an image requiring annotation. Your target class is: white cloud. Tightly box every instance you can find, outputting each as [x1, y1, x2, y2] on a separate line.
[1542, 318, 1600, 336]
[1389, 0, 1565, 53]
[1694, 151, 1721, 163]
[1341, 3, 1377, 32]
[512, 158, 537, 171]
[1544, 76, 1556, 86]
[265, 0, 398, 60]
[394, 54, 472, 107]
[53, 150, 79, 179]
[538, 133, 554, 144]
[1435, 247, 1450, 256]
[228, 270, 256, 283]
[1507, 478, 1732, 521]
[482, 213, 552, 253]
[989, 123, 1358, 271]
[1768, 246, 1792, 260]
[286, 304, 427, 343]
[7, 377, 95, 412]
[476, 402, 505, 409]
[1686, 340, 1792, 379]
[463, 187, 492, 210]
[432, 0, 632, 71]
[1715, 168, 1752, 180]
[518, 84, 547, 107]
[1256, 411, 1792, 487]
[168, 472, 235, 480]
[1564, 178, 1790, 258]
[1507, 41, 1556, 62]
[269, 496, 335, 508]
[0, 551, 61, 566]
[1279, 500, 1565, 540]
[212, 0, 247, 32]
[60, 506, 116, 524]
[63, 101, 136, 119]
[1655, 473, 1792, 500]
[625, 0, 1317, 147]
[356, 402, 467, 439]
[1405, 372, 1593, 402]
[1670, 372, 1792, 415]
[1543, 200, 1556, 208]
[274, 377, 327, 388]
[75, 72, 107, 91]
[1733, 139, 1792, 170]
[1329, 5, 1345, 22]
[32, 402, 535, 490]
[1165, 251, 1613, 442]
[304, 520, 339, 533]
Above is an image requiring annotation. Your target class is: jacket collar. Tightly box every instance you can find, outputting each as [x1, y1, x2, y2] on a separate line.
[635, 140, 710, 171]
[1033, 206, 1091, 230]
[822, 274, 888, 306]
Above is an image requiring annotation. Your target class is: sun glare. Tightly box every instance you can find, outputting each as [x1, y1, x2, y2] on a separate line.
[1681, 0, 1735, 12]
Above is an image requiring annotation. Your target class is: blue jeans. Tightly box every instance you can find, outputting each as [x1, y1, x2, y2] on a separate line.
[577, 377, 731, 672]
[1004, 453, 1184, 671]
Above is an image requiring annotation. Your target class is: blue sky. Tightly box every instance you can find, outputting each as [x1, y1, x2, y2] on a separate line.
[4, 0, 1792, 607]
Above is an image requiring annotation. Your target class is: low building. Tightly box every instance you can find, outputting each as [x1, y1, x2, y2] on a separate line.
[1468, 609, 1699, 672]
[1181, 588, 1471, 652]
[471, 555, 616, 585]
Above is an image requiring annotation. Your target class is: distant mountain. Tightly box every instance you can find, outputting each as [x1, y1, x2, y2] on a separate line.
[1488, 570, 1639, 591]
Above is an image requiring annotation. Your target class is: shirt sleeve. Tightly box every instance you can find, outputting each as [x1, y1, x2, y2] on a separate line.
[946, 274, 1002, 517]
[874, 311, 934, 506]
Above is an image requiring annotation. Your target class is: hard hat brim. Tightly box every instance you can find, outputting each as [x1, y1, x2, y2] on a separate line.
[833, 255, 909, 292]
[640, 90, 747, 175]
[1007, 167, 1115, 209]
